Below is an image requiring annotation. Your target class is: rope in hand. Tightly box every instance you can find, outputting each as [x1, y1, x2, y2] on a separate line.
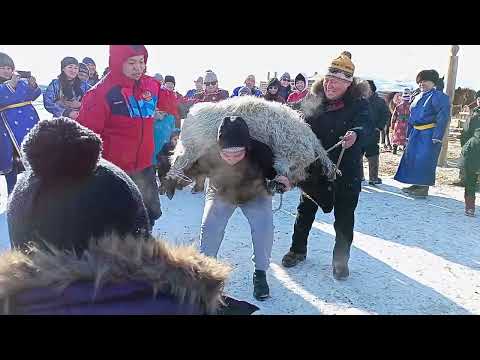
[301, 136, 348, 208]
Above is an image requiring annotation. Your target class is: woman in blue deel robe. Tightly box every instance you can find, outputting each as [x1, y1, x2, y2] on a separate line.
[394, 70, 450, 198]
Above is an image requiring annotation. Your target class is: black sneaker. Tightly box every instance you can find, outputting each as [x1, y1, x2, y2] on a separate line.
[332, 260, 350, 281]
[281, 251, 306, 268]
[253, 270, 270, 301]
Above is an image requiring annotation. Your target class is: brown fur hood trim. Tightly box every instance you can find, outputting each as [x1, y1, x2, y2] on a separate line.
[0, 235, 231, 314]
[302, 77, 364, 119]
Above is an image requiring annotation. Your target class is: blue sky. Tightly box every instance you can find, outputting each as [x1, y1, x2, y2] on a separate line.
[1, 45, 478, 93]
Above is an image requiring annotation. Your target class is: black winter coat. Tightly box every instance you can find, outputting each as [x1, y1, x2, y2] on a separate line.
[462, 128, 480, 173]
[366, 93, 391, 145]
[278, 84, 292, 103]
[297, 79, 370, 213]
[461, 108, 480, 147]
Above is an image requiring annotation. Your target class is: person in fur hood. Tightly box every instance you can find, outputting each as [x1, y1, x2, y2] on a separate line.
[0, 233, 258, 315]
[3, 117, 258, 315]
[281, 54, 370, 281]
[264, 78, 285, 103]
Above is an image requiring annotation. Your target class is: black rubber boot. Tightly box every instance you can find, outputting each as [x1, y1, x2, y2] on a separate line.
[392, 144, 398, 155]
[332, 258, 350, 281]
[465, 194, 476, 217]
[281, 251, 306, 268]
[253, 270, 270, 301]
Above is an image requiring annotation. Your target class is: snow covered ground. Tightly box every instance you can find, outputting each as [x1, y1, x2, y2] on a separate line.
[1, 176, 479, 314]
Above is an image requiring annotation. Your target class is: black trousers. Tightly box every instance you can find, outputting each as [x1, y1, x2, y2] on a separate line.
[465, 168, 479, 197]
[129, 166, 162, 229]
[290, 188, 360, 262]
[380, 121, 391, 146]
[362, 138, 380, 158]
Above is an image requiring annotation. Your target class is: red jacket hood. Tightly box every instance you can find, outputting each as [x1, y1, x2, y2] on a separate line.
[108, 45, 149, 87]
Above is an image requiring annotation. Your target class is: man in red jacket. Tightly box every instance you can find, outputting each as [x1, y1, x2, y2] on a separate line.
[77, 45, 178, 229]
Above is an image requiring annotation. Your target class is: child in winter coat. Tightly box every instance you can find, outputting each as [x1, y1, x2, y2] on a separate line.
[391, 89, 411, 154]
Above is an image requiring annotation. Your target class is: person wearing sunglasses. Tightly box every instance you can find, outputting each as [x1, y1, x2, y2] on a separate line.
[264, 78, 284, 103]
[199, 70, 229, 103]
[286, 73, 309, 109]
[281, 54, 370, 281]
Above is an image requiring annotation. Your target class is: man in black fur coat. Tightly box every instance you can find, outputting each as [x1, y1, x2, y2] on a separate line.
[282, 54, 370, 281]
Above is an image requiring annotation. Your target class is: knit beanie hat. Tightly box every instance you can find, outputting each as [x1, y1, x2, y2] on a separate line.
[204, 70, 218, 83]
[245, 74, 255, 83]
[280, 72, 291, 81]
[268, 77, 281, 89]
[9, 117, 150, 253]
[0, 52, 15, 69]
[416, 69, 439, 85]
[326, 54, 355, 82]
[82, 57, 96, 66]
[164, 75, 176, 85]
[61, 57, 79, 71]
[79, 63, 89, 76]
[195, 76, 203, 83]
[154, 73, 163, 82]
[217, 116, 250, 150]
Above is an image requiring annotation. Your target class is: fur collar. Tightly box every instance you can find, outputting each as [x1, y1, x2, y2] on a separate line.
[0, 235, 231, 314]
[302, 77, 363, 119]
